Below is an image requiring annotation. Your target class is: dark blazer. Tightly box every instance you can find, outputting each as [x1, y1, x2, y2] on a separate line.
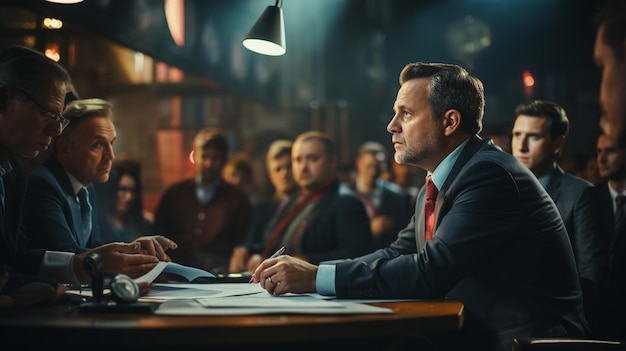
[24, 157, 103, 253]
[544, 166, 608, 288]
[332, 136, 589, 349]
[263, 180, 372, 264]
[595, 181, 626, 340]
[0, 158, 56, 293]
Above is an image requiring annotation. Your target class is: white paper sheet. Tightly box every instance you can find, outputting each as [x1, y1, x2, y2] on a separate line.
[138, 283, 265, 302]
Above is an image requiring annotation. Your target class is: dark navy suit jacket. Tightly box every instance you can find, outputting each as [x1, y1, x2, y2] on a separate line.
[24, 157, 103, 253]
[332, 136, 590, 349]
[0, 158, 56, 293]
[545, 166, 608, 288]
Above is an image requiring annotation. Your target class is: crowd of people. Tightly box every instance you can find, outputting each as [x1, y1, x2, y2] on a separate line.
[0, 0, 624, 349]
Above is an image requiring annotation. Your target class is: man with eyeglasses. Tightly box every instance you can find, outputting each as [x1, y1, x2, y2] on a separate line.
[23, 98, 177, 257]
[0, 46, 163, 309]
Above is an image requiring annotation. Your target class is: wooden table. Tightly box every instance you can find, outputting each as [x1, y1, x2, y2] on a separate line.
[0, 300, 464, 350]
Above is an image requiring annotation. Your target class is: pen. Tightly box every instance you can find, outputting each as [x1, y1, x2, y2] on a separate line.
[249, 246, 286, 283]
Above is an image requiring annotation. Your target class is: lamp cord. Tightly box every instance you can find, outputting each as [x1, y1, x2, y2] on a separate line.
[275, 0, 282, 7]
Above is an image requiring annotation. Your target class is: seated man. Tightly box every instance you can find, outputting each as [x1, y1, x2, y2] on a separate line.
[351, 141, 412, 249]
[251, 62, 590, 351]
[0, 46, 163, 308]
[248, 131, 372, 270]
[24, 98, 176, 259]
[511, 100, 608, 334]
[153, 128, 251, 274]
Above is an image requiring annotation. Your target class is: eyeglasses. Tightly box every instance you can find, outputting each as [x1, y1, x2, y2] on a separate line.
[12, 88, 70, 131]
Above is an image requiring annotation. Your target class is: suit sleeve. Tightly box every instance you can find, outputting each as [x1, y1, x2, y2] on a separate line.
[334, 160, 542, 299]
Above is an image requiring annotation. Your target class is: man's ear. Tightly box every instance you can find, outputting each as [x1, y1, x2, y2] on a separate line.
[553, 134, 566, 157]
[442, 109, 462, 136]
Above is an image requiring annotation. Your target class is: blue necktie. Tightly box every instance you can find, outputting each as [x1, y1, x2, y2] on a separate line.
[77, 188, 93, 237]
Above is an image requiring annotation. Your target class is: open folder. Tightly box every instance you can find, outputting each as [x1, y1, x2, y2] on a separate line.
[134, 261, 252, 284]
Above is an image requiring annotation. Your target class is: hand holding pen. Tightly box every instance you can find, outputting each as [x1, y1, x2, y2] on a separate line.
[249, 246, 285, 283]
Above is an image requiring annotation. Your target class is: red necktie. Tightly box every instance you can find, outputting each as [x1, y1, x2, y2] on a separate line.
[424, 176, 438, 241]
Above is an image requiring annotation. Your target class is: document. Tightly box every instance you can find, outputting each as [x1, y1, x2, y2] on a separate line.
[138, 283, 265, 302]
[134, 261, 215, 284]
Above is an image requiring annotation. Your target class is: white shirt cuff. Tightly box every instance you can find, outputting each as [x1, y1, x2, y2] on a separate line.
[39, 251, 79, 285]
[315, 263, 336, 296]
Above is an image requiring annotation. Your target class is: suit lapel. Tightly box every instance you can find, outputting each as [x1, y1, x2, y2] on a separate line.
[45, 157, 88, 247]
[434, 136, 490, 231]
[414, 186, 426, 251]
[545, 166, 564, 201]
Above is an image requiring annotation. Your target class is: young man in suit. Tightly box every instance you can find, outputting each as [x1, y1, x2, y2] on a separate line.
[596, 131, 626, 340]
[23, 98, 176, 258]
[251, 62, 590, 350]
[0, 46, 162, 308]
[511, 100, 608, 334]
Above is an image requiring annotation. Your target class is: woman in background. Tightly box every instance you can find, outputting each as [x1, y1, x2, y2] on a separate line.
[95, 159, 153, 243]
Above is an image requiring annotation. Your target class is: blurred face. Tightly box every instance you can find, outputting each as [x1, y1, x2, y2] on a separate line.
[194, 146, 224, 185]
[116, 174, 137, 215]
[57, 116, 116, 186]
[268, 154, 296, 197]
[597, 133, 626, 180]
[292, 138, 336, 193]
[0, 79, 66, 160]
[388, 78, 443, 173]
[512, 115, 561, 177]
[355, 152, 380, 187]
[594, 25, 626, 147]
[222, 163, 244, 188]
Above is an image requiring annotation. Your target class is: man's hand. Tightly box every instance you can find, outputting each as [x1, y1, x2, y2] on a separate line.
[75, 242, 159, 283]
[251, 255, 318, 296]
[133, 235, 178, 262]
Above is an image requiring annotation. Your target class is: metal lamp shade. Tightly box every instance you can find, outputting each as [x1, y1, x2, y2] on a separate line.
[243, 5, 286, 56]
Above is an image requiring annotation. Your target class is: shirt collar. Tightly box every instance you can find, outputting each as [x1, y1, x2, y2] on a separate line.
[429, 138, 471, 190]
[65, 169, 86, 196]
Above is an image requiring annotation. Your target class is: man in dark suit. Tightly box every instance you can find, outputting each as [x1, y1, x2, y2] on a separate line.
[0, 46, 162, 308]
[255, 131, 372, 267]
[24, 98, 176, 259]
[351, 141, 412, 249]
[511, 100, 608, 334]
[251, 62, 590, 350]
[596, 131, 626, 340]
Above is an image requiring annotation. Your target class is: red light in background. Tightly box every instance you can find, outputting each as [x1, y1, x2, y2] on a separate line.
[523, 70, 535, 87]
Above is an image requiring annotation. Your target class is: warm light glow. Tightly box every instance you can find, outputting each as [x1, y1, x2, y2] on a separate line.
[165, 0, 185, 47]
[42, 18, 63, 29]
[523, 70, 535, 87]
[44, 44, 61, 62]
[45, 0, 84, 3]
[189, 150, 195, 164]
